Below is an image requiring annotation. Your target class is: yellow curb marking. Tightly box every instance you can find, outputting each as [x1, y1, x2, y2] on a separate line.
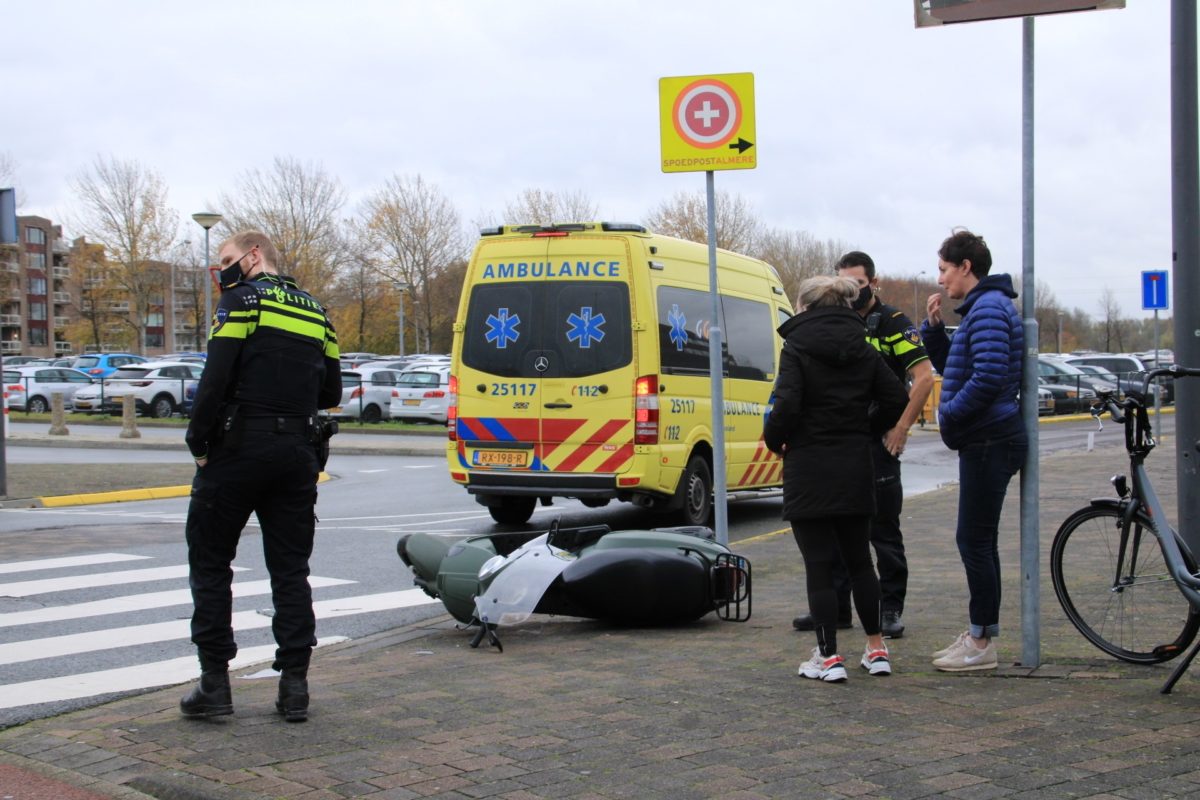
[36, 472, 332, 507]
[732, 527, 790, 547]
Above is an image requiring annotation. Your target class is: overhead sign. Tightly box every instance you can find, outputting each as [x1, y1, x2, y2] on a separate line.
[659, 73, 756, 173]
[914, 0, 1124, 27]
[1142, 270, 1170, 311]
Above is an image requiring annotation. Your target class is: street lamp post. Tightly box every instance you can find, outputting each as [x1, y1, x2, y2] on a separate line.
[394, 281, 411, 356]
[191, 212, 223, 351]
[1056, 313, 1064, 354]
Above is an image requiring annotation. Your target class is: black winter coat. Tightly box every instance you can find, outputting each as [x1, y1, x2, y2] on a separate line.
[763, 306, 909, 521]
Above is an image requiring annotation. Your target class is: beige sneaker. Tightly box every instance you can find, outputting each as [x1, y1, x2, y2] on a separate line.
[933, 638, 997, 672]
[931, 630, 969, 659]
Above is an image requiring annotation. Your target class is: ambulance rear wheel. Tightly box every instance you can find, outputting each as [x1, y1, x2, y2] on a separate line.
[679, 456, 713, 527]
[489, 496, 536, 525]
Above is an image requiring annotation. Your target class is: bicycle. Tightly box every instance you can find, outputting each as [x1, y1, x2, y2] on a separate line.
[1050, 365, 1200, 694]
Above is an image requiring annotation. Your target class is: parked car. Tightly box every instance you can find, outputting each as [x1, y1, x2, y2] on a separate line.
[330, 366, 405, 422]
[1037, 376, 1096, 415]
[1037, 356, 1118, 396]
[1037, 386, 1055, 416]
[159, 351, 207, 364]
[1065, 353, 1173, 403]
[1, 356, 43, 366]
[72, 360, 204, 417]
[3, 366, 95, 413]
[70, 353, 148, 379]
[1072, 363, 1164, 406]
[338, 352, 380, 369]
[388, 366, 451, 424]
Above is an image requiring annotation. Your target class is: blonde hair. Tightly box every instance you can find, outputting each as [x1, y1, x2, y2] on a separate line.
[796, 275, 858, 311]
[222, 230, 280, 270]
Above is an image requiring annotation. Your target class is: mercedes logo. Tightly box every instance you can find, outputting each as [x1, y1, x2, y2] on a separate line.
[534, 356, 550, 373]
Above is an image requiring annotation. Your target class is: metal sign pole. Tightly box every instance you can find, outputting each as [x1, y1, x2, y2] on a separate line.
[1018, 16, 1042, 669]
[705, 170, 728, 545]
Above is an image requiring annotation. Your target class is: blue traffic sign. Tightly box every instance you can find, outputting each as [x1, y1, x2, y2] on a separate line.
[1142, 270, 1170, 311]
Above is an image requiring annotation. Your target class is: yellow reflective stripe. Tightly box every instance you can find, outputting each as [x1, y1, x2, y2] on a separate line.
[211, 310, 255, 339]
[257, 306, 328, 344]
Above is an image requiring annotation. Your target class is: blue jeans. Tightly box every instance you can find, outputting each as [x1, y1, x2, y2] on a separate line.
[956, 428, 1027, 639]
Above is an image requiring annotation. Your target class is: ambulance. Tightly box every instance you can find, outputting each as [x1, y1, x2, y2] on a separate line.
[446, 222, 793, 525]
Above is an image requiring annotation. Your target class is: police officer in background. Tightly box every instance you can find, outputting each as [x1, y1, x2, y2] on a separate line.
[793, 251, 934, 638]
[180, 230, 341, 723]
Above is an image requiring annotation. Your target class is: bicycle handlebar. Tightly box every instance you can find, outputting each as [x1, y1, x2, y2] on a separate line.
[1089, 364, 1200, 423]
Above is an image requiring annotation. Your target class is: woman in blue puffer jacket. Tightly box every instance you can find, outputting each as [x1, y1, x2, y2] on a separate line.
[920, 229, 1027, 673]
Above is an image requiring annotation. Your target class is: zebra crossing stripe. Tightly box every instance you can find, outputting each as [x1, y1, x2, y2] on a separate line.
[0, 590, 437, 666]
[0, 638, 349, 710]
[0, 553, 151, 575]
[0, 576, 356, 627]
[0, 565, 248, 597]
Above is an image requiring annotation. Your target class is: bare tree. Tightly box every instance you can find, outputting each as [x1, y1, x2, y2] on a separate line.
[1098, 287, 1126, 352]
[752, 228, 850, 307]
[219, 156, 346, 296]
[645, 190, 760, 253]
[71, 156, 179, 354]
[360, 174, 466, 353]
[501, 188, 599, 226]
[325, 226, 398, 354]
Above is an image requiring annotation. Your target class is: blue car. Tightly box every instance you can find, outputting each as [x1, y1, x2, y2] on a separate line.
[70, 353, 147, 379]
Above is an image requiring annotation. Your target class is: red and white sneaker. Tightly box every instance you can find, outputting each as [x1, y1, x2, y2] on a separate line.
[799, 648, 848, 682]
[860, 645, 892, 676]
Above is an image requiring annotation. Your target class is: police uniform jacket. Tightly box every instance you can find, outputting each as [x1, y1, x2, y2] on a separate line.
[863, 300, 929, 388]
[763, 305, 908, 521]
[185, 273, 341, 460]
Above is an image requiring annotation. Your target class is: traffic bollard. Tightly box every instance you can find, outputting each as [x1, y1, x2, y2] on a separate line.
[119, 393, 141, 439]
[48, 392, 68, 436]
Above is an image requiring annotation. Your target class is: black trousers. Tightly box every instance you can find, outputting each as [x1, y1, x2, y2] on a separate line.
[186, 430, 321, 672]
[825, 439, 908, 615]
[792, 515, 881, 657]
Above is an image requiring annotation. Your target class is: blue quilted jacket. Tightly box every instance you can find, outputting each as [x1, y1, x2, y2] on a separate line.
[920, 274, 1024, 450]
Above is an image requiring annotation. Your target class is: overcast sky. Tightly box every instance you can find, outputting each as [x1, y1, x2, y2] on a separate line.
[1, 1, 1184, 319]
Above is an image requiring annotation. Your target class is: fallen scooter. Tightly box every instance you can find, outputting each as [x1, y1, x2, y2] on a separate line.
[396, 522, 751, 651]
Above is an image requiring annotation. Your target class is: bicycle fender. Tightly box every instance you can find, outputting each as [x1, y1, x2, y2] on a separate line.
[1086, 498, 1123, 511]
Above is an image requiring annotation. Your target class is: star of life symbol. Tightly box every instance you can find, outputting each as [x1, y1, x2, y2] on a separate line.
[485, 307, 521, 349]
[667, 304, 689, 351]
[565, 306, 606, 349]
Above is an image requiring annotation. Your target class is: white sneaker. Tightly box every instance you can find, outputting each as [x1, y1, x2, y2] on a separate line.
[931, 630, 969, 659]
[933, 638, 998, 672]
[799, 647, 848, 683]
[860, 645, 892, 676]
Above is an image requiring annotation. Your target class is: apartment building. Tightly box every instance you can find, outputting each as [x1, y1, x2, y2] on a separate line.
[0, 215, 201, 358]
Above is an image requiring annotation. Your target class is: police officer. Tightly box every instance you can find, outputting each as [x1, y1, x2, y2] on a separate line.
[180, 230, 340, 723]
[792, 251, 934, 638]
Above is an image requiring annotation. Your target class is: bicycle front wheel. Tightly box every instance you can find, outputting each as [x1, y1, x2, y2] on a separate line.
[1051, 505, 1200, 664]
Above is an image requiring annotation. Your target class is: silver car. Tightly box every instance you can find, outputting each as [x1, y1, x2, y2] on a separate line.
[388, 366, 451, 424]
[330, 366, 405, 423]
[3, 366, 95, 413]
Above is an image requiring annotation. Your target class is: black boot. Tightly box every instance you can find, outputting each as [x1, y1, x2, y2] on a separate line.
[276, 668, 309, 722]
[180, 670, 233, 718]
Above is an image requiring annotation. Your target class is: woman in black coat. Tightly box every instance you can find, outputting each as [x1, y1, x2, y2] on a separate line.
[764, 275, 909, 683]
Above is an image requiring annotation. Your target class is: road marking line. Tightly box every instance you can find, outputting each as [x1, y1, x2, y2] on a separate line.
[0, 590, 437, 665]
[0, 576, 355, 627]
[0, 638, 348, 710]
[0, 565, 249, 598]
[0, 553, 151, 575]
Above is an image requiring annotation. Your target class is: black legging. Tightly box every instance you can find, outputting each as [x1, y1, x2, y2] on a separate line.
[792, 515, 882, 657]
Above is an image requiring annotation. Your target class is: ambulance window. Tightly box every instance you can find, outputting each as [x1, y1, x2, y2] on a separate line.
[657, 286, 715, 376]
[721, 295, 775, 381]
[778, 307, 793, 328]
[461, 284, 537, 377]
[551, 282, 631, 377]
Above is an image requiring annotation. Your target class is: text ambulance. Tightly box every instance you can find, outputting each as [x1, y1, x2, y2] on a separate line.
[447, 222, 793, 525]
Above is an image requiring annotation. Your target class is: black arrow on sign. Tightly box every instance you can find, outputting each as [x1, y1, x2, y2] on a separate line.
[728, 138, 754, 154]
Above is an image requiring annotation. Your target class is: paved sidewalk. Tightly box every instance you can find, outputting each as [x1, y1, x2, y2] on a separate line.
[3, 437, 1200, 799]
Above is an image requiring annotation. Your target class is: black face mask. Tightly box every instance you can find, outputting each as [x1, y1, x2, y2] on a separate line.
[219, 253, 249, 289]
[851, 284, 874, 311]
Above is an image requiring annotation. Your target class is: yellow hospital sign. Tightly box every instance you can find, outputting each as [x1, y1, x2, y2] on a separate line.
[659, 72, 756, 173]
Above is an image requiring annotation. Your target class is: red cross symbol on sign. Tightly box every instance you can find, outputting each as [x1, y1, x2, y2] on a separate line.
[672, 78, 742, 149]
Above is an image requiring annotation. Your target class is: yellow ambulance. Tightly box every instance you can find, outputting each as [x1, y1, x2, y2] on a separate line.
[446, 222, 793, 525]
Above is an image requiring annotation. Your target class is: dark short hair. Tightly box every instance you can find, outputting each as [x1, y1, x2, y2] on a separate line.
[835, 250, 875, 279]
[938, 229, 991, 278]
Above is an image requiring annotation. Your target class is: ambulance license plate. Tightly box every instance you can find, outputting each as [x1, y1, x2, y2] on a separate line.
[473, 450, 529, 467]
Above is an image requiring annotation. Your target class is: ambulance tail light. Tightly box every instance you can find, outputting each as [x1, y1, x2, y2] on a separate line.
[635, 375, 659, 444]
[447, 375, 458, 441]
